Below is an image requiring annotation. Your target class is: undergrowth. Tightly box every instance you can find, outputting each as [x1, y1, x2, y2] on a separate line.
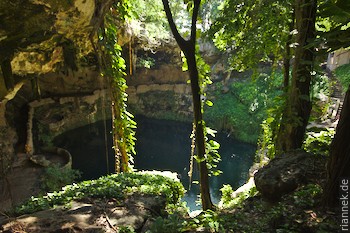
[41, 165, 81, 192]
[303, 129, 335, 156]
[14, 172, 185, 216]
[146, 184, 337, 233]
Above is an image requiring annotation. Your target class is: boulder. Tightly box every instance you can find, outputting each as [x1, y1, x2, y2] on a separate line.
[254, 150, 327, 201]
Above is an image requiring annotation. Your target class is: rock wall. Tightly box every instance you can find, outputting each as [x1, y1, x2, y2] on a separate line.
[27, 89, 110, 154]
[0, 0, 112, 165]
[0, 0, 114, 210]
[126, 70, 194, 120]
[125, 41, 225, 121]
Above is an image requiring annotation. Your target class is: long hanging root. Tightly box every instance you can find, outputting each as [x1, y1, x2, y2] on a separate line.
[111, 102, 121, 173]
[114, 145, 121, 173]
[188, 123, 196, 190]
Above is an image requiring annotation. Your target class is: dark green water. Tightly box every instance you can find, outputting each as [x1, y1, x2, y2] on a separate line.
[54, 116, 256, 210]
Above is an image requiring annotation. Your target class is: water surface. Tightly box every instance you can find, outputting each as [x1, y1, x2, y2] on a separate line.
[134, 116, 256, 210]
[54, 116, 256, 210]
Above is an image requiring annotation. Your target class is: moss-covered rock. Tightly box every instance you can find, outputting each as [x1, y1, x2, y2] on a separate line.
[254, 151, 327, 201]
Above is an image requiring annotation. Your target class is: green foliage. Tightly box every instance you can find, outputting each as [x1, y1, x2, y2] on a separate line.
[119, 226, 136, 233]
[143, 183, 335, 233]
[219, 184, 258, 208]
[257, 94, 285, 159]
[215, 183, 336, 232]
[204, 130, 222, 176]
[136, 56, 155, 69]
[147, 213, 186, 233]
[206, 90, 256, 143]
[190, 210, 222, 232]
[210, 0, 292, 72]
[220, 184, 234, 205]
[206, 71, 283, 144]
[318, 0, 350, 51]
[200, 0, 223, 32]
[102, 7, 137, 172]
[258, 71, 331, 158]
[198, 54, 223, 177]
[303, 129, 335, 156]
[128, 0, 171, 45]
[293, 184, 323, 208]
[15, 172, 185, 215]
[310, 73, 330, 101]
[147, 210, 224, 233]
[41, 165, 81, 192]
[335, 63, 350, 92]
[257, 70, 330, 158]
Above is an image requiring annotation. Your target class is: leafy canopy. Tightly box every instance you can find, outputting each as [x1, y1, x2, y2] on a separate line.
[210, 0, 293, 71]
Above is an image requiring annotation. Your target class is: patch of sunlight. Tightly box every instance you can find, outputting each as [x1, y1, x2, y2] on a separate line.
[138, 170, 180, 182]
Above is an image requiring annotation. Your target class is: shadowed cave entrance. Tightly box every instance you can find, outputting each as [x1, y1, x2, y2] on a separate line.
[53, 115, 256, 210]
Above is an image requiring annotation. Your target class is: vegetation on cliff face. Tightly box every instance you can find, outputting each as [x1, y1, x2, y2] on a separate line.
[205, 71, 284, 144]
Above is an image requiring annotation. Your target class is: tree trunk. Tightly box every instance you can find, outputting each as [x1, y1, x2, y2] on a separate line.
[162, 0, 214, 210]
[276, 0, 317, 153]
[187, 50, 214, 211]
[323, 85, 350, 207]
[282, 8, 295, 91]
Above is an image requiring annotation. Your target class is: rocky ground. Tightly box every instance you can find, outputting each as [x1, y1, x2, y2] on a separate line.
[0, 171, 184, 233]
[1, 195, 165, 233]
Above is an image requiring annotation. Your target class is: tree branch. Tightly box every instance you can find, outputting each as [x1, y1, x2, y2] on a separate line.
[162, 0, 187, 50]
[190, 0, 201, 43]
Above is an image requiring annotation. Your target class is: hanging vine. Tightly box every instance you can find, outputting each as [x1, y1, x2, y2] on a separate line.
[188, 123, 196, 190]
[99, 1, 137, 173]
[185, 46, 222, 182]
[196, 50, 222, 177]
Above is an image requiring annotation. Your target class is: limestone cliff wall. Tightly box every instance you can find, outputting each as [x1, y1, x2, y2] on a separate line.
[126, 63, 194, 120]
[124, 41, 226, 121]
[0, 0, 115, 209]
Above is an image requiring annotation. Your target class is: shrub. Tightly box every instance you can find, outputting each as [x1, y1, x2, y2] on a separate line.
[219, 183, 258, 209]
[41, 165, 81, 192]
[303, 129, 335, 156]
[16, 172, 185, 215]
[335, 63, 350, 92]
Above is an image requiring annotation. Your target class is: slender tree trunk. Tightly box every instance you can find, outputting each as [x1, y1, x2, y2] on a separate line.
[276, 0, 317, 153]
[323, 85, 350, 207]
[162, 0, 214, 210]
[282, 8, 295, 91]
[187, 49, 214, 211]
[282, 54, 290, 90]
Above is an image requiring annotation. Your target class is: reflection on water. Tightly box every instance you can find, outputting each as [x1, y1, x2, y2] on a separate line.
[54, 115, 256, 210]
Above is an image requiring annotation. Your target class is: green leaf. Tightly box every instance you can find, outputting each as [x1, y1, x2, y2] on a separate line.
[206, 100, 213, 106]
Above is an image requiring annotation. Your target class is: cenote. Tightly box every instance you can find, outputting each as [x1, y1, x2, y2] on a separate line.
[54, 115, 256, 210]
